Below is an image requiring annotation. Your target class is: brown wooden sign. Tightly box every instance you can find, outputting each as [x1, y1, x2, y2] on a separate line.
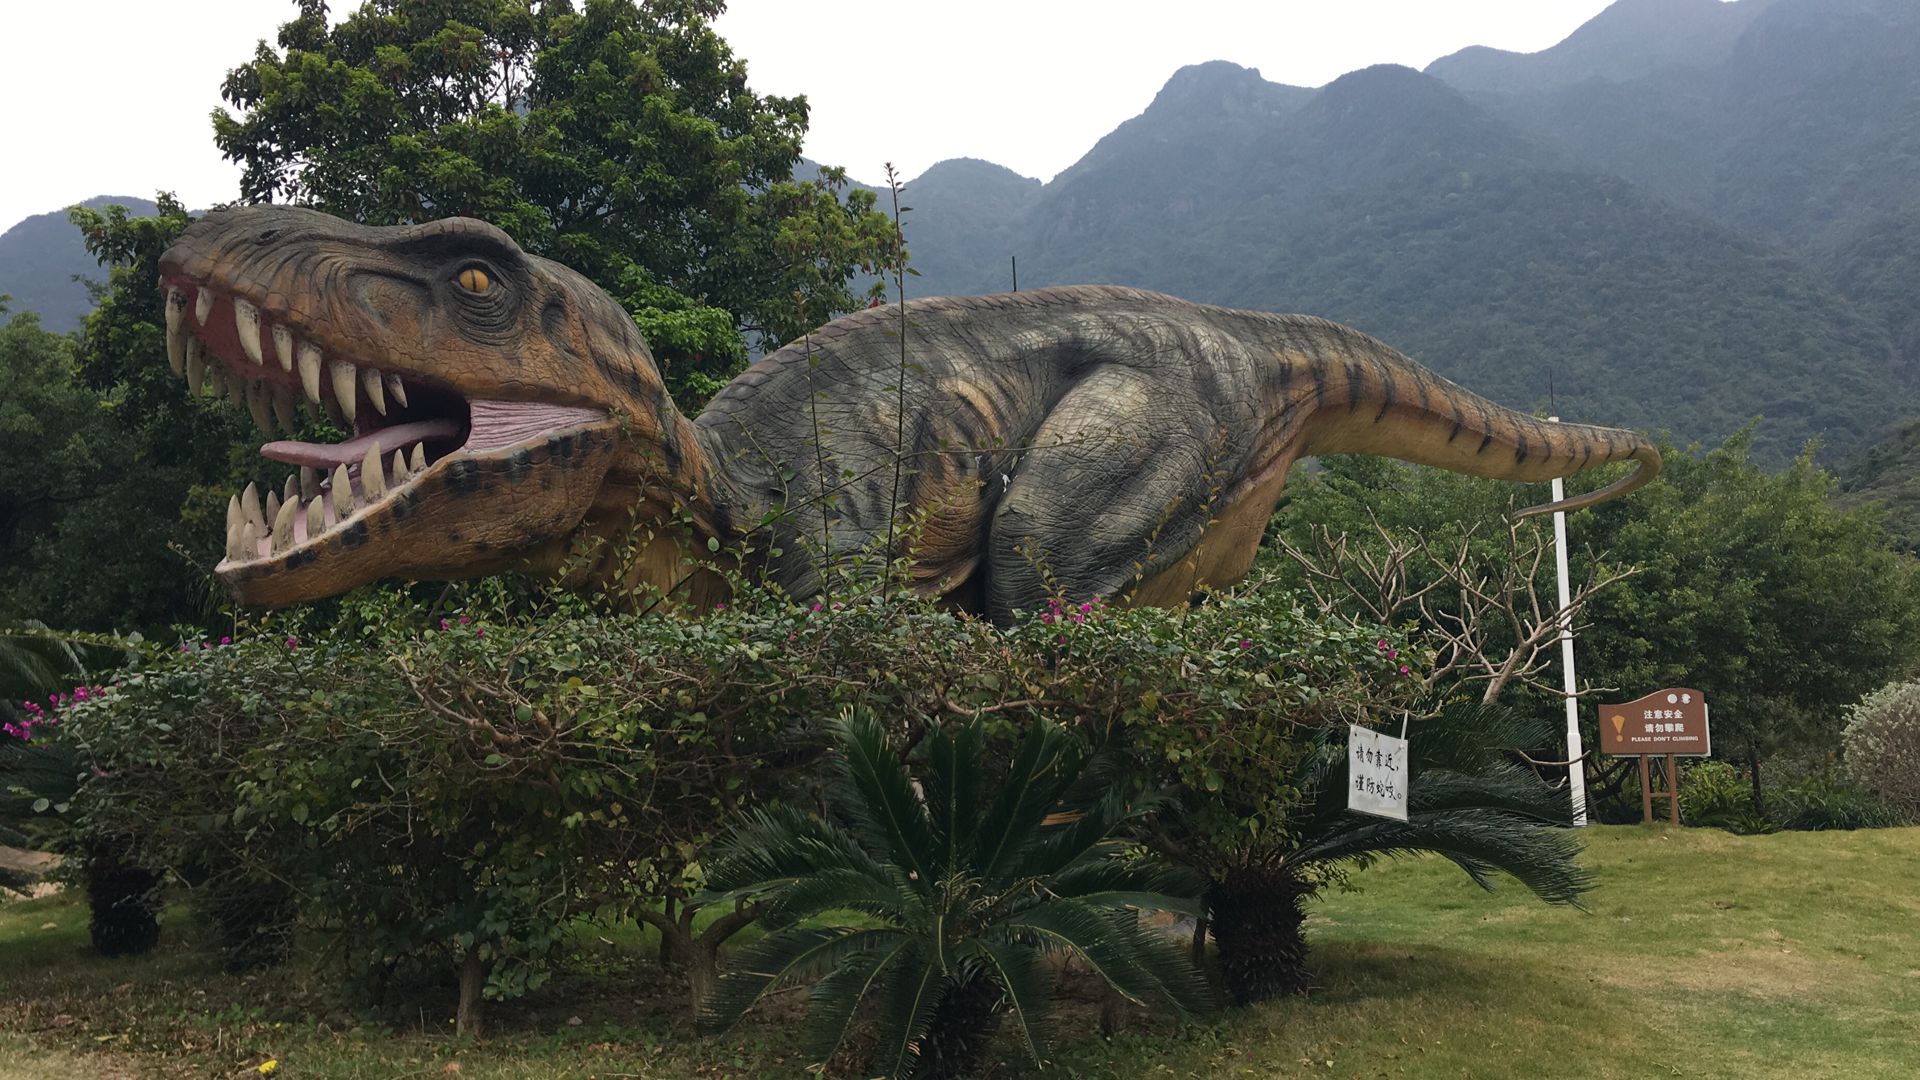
[1600, 688, 1711, 757]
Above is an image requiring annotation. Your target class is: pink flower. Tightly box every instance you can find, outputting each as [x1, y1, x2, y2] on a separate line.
[1071, 611, 1085, 624]
[1399, 665, 1411, 676]
[220, 636, 232, 645]
[179, 644, 190, 653]
[439, 619, 450, 630]
[1057, 634, 1066, 645]
[1387, 648, 1397, 660]
[1079, 602, 1093, 614]
[1239, 639, 1253, 650]
[1376, 638, 1389, 650]
[1040, 611, 1055, 624]
[285, 636, 299, 649]
[459, 615, 471, 624]
[474, 629, 484, 638]
[810, 602, 823, 613]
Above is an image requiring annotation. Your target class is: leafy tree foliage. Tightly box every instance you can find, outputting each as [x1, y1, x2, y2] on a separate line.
[698, 714, 1213, 1078]
[214, 0, 898, 398]
[1271, 432, 1920, 813]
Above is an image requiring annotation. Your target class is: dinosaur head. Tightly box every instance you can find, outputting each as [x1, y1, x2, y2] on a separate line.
[158, 205, 677, 606]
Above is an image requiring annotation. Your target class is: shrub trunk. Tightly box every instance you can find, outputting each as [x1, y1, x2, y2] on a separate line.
[85, 846, 161, 958]
[913, 974, 1005, 1080]
[1207, 866, 1313, 1005]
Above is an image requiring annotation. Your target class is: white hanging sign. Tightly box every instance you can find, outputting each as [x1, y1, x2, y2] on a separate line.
[1348, 723, 1409, 822]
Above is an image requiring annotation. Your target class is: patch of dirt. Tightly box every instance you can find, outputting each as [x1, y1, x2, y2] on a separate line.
[1590, 943, 1855, 1000]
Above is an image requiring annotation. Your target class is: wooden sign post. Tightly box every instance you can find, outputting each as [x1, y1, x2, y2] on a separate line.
[1600, 688, 1712, 826]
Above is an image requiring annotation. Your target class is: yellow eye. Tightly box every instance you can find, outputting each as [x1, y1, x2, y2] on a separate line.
[457, 267, 492, 293]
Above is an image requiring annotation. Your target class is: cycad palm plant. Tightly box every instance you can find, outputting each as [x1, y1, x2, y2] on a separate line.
[1204, 703, 1592, 1004]
[697, 712, 1215, 1079]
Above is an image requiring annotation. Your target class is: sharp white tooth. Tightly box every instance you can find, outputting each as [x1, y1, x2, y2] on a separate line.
[297, 343, 324, 405]
[328, 359, 358, 423]
[272, 384, 299, 432]
[265, 491, 282, 526]
[331, 464, 354, 518]
[234, 299, 264, 365]
[305, 497, 325, 540]
[226, 493, 241, 533]
[240, 520, 259, 561]
[390, 449, 409, 483]
[247, 382, 274, 434]
[185, 340, 206, 396]
[300, 466, 319, 503]
[362, 367, 387, 416]
[361, 442, 386, 500]
[386, 373, 409, 409]
[272, 325, 294, 371]
[271, 497, 298, 554]
[408, 444, 427, 473]
[283, 474, 299, 507]
[242, 482, 265, 530]
[225, 520, 243, 562]
[227, 372, 247, 410]
[194, 289, 213, 326]
[165, 289, 188, 376]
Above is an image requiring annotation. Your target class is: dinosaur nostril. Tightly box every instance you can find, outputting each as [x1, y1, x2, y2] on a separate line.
[256, 228, 282, 244]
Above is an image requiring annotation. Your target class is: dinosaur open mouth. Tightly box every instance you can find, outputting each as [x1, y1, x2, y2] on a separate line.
[159, 278, 608, 570]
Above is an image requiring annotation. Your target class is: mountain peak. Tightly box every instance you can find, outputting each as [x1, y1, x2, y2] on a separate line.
[1145, 61, 1308, 119]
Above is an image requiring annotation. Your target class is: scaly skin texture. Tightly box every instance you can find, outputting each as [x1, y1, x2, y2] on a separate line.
[158, 206, 1659, 619]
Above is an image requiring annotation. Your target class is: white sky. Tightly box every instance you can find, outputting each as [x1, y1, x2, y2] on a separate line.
[0, 0, 1631, 230]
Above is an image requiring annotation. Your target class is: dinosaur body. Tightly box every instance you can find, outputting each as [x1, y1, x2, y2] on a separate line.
[157, 206, 1659, 619]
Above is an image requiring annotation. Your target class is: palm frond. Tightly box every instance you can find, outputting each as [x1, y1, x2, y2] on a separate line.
[1004, 899, 1216, 1019]
[700, 803, 892, 899]
[975, 719, 1082, 880]
[833, 712, 938, 893]
[1294, 808, 1591, 905]
[1044, 855, 1207, 915]
[963, 936, 1055, 1066]
[801, 935, 917, 1068]
[919, 719, 983, 869]
[872, 944, 946, 1080]
[696, 925, 905, 1036]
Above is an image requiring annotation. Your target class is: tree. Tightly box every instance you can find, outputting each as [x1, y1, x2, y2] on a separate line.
[1200, 703, 1588, 1004]
[1271, 432, 1920, 815]
[214, 0, 899, 401]
[697, 713, 1213, 1079]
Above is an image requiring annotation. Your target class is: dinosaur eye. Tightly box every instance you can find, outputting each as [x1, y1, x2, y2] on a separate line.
[456, 267, 492, 293]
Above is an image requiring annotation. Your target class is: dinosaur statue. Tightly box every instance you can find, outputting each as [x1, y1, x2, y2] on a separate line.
[157, 206, 1660, 619]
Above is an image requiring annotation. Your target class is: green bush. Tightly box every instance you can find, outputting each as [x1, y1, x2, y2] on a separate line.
[60, 573, 1410, 1029]
[1842, 680, 1920, 818]
[1678, 761, 1773, 834]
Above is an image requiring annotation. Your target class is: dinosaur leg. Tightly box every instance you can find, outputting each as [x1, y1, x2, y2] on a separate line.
[983, 368, 1234, 620]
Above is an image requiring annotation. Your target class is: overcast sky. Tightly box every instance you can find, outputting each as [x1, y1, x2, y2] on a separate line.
[0, 0, 1632, 230]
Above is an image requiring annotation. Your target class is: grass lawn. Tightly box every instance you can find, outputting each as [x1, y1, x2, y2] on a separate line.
[2, 824, 1915, 1078]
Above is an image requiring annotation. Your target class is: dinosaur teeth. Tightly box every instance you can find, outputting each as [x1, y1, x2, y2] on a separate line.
[235, 300, 264, 365]
[242, 482, 265, 531]
[304, 497, 325, 542]
[185, 339, 206, 396]
[300, 466, 319, 503]
[271, 497, 298, 554]
[390, 449, 409, 484]
[282, 474, 299, 507]
[362, 366, 387, 416]
[226, 493, 242, 534]
[265, 490, 282, 528]
[297, 344, 324, 405]
[194, 289, 213, 326]
[272, 384, 299, 433]
[331, 464, 354, 518]
[225, 519, 244, 562]
[272, 325, 294, 372]
[247, 381, 274, 435]
[386, 373, 409, 409]
[361, 441, 386, 500]
[329, 359, 358, 423]
[165, 289, 188, 376]
[408, 443, 426, 473]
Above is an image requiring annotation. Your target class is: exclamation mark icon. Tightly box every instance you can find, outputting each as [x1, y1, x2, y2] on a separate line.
[1610, 714, 1626, 737]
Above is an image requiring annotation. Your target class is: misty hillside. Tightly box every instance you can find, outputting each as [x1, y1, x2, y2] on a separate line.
[0, 196, 157, 330]
[898, 57, 1905, 463]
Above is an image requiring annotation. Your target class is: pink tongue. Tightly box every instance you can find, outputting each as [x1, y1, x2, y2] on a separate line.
[259, 419, 462, 468]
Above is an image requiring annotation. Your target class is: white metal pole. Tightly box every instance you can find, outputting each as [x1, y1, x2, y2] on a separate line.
[1548, 417, 1588, 825]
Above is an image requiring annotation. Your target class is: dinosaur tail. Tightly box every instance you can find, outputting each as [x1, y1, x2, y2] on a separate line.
[1292, 320, 1661, 518]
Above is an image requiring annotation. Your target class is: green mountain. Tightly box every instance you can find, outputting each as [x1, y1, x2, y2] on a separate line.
[900, 60, 1901, 462]
[0, 196, 158, 330]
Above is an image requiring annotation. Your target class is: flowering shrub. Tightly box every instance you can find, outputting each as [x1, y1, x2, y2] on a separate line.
[1842, 681, 1920, 818]
[61, 571, 1413, 1027]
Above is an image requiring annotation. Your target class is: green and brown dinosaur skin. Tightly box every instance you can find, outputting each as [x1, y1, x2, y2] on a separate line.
[158, 206, 1659, 620]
